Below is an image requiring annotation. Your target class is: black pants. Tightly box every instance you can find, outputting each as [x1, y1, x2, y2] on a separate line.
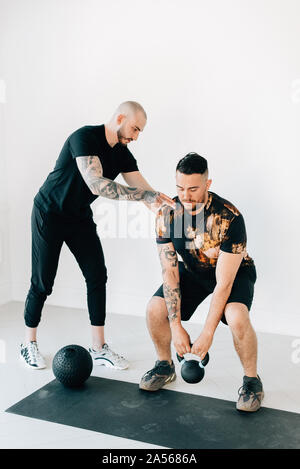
[24, 203, 108, 328]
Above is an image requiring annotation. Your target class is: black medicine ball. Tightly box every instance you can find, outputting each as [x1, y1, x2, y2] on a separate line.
[52, 344, 93, 387]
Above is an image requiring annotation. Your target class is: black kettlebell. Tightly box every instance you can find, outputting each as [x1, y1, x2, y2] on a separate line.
[176, 345, 209, 384]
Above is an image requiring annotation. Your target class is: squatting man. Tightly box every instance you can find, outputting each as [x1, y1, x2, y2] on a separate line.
[20, 101, 175, 371]
[139, 152, 264, 412]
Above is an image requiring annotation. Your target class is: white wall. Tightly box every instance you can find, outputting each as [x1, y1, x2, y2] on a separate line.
[1, 0, 300, 335]
[0, 86, 12, 304]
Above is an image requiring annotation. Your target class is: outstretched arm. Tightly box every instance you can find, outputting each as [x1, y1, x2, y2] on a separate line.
[76, 156, 158, 203]
[122, 170, 176, 211]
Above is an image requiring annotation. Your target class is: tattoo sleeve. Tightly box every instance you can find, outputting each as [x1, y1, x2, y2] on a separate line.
[76, 156, 158, 203]
[158, 244, 181, 323]
[163, 282, 181, 322]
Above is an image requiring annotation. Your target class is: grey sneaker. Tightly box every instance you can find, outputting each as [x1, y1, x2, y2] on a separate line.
[236, 375, 264, 412]
[139, 360, 176, 391]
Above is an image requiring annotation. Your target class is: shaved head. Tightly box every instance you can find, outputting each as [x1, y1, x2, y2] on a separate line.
[105, 101, 147, 147]
[114, 101, 147, 120]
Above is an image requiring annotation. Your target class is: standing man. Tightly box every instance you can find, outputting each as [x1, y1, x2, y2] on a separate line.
[139, 152, 264, 412]
[21, 101, 175, 370]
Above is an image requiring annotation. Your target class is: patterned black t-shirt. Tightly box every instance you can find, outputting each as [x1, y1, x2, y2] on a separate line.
[34, 124, 139, 220]
[156, 191, 254, 273]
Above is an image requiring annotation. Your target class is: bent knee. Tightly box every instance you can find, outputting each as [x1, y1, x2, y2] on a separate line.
[146, 296, 168, 320]
[225, 303, 251, 335]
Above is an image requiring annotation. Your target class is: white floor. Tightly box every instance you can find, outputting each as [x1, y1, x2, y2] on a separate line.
[0, 301, 299, 449]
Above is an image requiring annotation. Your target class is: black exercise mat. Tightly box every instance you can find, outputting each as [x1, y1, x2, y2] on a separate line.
[6, 376, 300, 449]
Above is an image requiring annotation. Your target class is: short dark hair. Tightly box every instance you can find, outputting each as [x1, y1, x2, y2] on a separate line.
[176, 152, 208, 175]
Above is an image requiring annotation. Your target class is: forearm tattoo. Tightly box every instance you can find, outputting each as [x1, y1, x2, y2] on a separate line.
[158, 245, 178, 268]
[77, 156, 158, 202]
[92, 180, 157, 202]
[163, 282, 181, 322]
[158, 245, 181, 321]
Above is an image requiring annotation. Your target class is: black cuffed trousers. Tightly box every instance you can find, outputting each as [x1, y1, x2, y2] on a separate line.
[24, 203, 108, 328]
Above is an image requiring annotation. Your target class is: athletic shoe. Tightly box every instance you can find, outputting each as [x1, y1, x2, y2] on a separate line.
[236, 375, 264, 412]
[89, 343, 129, 370]
[20, 341, 46, 369]
[139, 360, 176, 391]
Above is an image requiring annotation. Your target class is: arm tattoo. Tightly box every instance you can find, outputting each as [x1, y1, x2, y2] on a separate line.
[76, 156, 158, 202]
[163, 282, 181, 322]
[158, 245, 178, 267]
[158, 245, 181, 321]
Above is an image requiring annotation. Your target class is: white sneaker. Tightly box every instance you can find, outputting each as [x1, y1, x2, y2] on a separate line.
[89, 343, 129, 370]
[20, 341, 46, 369]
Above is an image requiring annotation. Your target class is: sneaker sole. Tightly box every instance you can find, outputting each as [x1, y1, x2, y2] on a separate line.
[19, 354, 46, 370]
[139, 372, 176, 391]
[91, 357, 129, 370]
[236, 391, 265, 412]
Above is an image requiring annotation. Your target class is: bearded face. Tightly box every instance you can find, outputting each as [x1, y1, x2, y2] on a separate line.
[117, 124, 132, 146]
[116, 113, 146, 146]
[176, 171, 211, 212]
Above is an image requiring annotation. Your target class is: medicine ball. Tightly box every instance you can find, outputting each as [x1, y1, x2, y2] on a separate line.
[52, 344, 93, 387]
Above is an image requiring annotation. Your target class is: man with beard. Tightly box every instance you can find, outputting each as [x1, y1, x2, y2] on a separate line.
[139, 152, 263, 412]
[21, 101, 175, 370]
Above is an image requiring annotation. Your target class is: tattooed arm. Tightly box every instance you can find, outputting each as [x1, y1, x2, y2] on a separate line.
[76, 155, 158, 203]
[122, 170, 176, 211]
[122, 170, 158, 211]
[157, 242, 191, 356]
[158, 243, 181, 324]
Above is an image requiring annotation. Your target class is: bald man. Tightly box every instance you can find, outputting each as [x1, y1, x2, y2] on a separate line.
[21, 101, 175, 370]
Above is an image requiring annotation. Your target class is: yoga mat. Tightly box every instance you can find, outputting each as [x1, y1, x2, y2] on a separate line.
[6, 376, 300, 449]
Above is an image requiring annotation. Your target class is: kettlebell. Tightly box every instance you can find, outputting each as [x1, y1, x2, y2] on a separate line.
[176, 345, 209, 384]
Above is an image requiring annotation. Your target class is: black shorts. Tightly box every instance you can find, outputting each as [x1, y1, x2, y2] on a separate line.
[153, 261, 257, 325]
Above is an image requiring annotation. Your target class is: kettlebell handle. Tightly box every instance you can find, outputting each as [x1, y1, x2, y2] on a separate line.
[176, 343, 209, 368]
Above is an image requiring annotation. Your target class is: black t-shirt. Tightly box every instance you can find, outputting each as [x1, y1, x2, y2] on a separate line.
[34, 125, 139, 220]
[156, 192, 254, 273]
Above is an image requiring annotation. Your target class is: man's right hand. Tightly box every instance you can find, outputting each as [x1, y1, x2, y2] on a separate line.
[170, 323, 191, 357]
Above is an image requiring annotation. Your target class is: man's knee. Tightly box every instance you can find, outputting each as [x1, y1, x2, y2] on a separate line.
[225, 302, 251, 338]
[30, 281, 52, 298]
[86, 267, 108, 291]
[146, 297, 168, 323]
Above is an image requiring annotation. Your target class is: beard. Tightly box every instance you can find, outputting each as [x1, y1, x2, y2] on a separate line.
[117, 128, 131, 146]
[182, 199, 197, 205]
[181, 198, 205, 212]
[182, 201, 197, 210]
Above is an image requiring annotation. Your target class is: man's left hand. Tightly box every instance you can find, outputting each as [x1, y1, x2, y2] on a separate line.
[144, 192, 176, 213]
[156, 192, 176, 209]
[191, 330, 214, 361]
